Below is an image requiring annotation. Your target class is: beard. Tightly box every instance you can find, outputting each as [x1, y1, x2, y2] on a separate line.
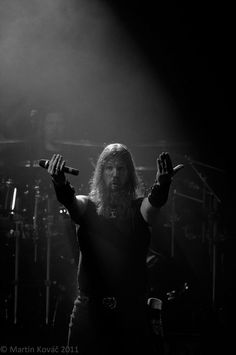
[98, 186, 132, 219]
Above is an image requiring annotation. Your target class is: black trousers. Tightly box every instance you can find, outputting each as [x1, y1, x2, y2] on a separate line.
[67, 294, 157, 355]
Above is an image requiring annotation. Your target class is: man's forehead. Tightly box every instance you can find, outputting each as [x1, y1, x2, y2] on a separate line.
[105, 157, 126, 166]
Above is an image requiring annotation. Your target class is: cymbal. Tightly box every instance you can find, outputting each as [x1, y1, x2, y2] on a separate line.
[0, 160, 38, 169]
[136, 166, 156, 171]
[132, 141, 191, 148]
[16, 160, 40, 168]
[0, 139, 25, 144]
[55, 140, 102, 147]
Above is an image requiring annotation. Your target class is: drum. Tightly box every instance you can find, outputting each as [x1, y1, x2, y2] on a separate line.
[0, 177, 19, 217]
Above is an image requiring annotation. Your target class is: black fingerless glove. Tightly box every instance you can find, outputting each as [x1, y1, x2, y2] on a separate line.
[52, 179, 76, 207]
[148, 180, 171, 208]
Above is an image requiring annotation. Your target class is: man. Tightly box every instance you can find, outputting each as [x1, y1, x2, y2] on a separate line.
[47, 143, 182, 354]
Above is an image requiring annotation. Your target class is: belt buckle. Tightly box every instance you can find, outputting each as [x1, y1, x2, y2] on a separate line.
[102, 296, 117, 310]
[77, 293, 89, 305]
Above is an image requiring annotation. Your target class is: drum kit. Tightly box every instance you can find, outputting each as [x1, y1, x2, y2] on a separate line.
[0, 140, 79, 327]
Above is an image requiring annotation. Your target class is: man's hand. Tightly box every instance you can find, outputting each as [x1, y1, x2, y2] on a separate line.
[156, 152, 174, 185]
[47, 154, 66, 185]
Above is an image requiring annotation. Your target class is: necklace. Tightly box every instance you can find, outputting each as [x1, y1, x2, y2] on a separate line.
[110, 208, 117, 218]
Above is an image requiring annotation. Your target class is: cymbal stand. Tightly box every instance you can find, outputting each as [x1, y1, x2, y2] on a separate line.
[187, 158, 221, 309]
[171, 189, 204, 258]
[170, 190, 176, 258]
[32, 182, 40, 263]
[210, 196, 219, 309]
[8, 184, 22, 325]
[4, 178, 11, 210]
[13, 220, 21, 324]
[45, 197, 53, 326]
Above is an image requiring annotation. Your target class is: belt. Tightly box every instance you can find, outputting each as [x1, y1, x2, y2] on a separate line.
[69, 294, 117, 329]
[75, 290, 147, 310]
[75, 291, 118, 310]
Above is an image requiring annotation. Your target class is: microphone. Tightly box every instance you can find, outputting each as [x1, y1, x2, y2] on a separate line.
[39, 159, 79, 176]
[173, 164, 184, 175]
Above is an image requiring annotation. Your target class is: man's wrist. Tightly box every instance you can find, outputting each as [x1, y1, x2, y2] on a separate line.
[148, 180, 171, 208]
[51, 177, 67, 187]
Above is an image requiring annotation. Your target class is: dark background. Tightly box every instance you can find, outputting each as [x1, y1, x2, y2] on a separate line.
[0, 0, 234, 353]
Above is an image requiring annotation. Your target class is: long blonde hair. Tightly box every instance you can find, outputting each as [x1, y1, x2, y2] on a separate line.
[89, 143, 141, 217]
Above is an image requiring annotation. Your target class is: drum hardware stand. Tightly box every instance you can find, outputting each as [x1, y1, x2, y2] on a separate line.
[45, 197, 54, 326]
[52, 290, 63, 328]
[3, 178, 14, 211]
[170, 190, 176, 258]
[13, 220, 23, 324]
[4, 297, 9, 321]
[185, 157, 222, 309]
[32, 183, 41, 263]
[6, 184, 22, 325]
[170, 189, 204, 257]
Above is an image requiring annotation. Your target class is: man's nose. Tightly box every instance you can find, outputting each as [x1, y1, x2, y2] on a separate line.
[112, 168, 118, 176]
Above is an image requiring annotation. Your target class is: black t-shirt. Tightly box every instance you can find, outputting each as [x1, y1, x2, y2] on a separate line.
[77, 198, 151, 297]
[54, 182, 151, 298]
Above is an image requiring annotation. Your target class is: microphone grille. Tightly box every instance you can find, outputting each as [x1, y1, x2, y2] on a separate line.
[39, 159, 49, 169]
